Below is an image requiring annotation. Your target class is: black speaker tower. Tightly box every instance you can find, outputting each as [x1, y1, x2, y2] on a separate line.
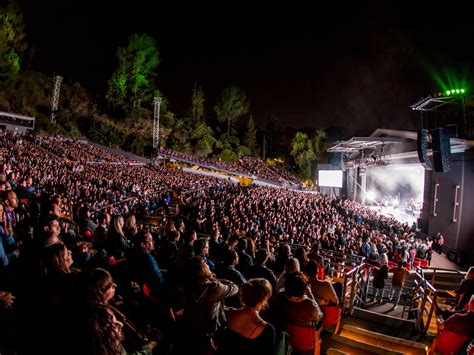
[417, 129, 433, 170]
[431, 128, 451, 172]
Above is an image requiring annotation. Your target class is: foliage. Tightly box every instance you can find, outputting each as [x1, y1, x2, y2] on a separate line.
[89, 118, 127, 148]
[107, 33, 160, 109]
[191, 120, 217, 156]
[190, 82, 205, 123]
[0, 0, 27, 77]
[169, 118, 191, 152]
[265, 115, 280, 157]
[237, 145, 252, 157]
[290, 131, 316, 180]
[243, 115, 257, 154]
[216, 133, 240, 151]
[214, 86, 249, 135]
[310, 128, 328, 160]
[220, 148, 237, 162]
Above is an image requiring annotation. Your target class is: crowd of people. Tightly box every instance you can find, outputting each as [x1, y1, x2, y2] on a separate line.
[159, 148, 301, 186]
[0, 130, 472, 354]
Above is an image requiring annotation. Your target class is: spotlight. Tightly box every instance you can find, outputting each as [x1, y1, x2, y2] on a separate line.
[455, 89, 460, 94]
[461, 89, 465, 93]
[446, 90, 451, 95]
[366, 191, 376, 201]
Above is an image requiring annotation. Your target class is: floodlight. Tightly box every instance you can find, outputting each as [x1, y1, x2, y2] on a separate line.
[366, 191, 376, 201]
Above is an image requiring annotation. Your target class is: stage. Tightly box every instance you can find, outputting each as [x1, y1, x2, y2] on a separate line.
[368, 205, 418, 225]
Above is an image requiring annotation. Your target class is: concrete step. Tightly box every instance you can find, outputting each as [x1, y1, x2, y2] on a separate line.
[324, 333, 405, 354]
[344, 307, 419, 341]
[339, 325, 428, 355]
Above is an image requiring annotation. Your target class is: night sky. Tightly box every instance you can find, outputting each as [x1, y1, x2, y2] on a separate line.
[19, 1, 474, 136]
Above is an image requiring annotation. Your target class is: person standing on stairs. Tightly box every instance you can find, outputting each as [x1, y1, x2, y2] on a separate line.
[388, 260, 410, 310]
[372, 264, 388, 304]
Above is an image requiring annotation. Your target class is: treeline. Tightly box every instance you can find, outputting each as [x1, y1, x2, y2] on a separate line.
[0, 0, 329, 180]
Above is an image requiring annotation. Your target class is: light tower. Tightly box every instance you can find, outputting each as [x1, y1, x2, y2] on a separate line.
[50, 75, 63, 123]
[153, 97, 162, 158]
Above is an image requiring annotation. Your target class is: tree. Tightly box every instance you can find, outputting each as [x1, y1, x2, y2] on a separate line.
[243, 115, 257, 154]
[214, 86, 249, 135]
[265, 115, 280, 157]
[190, 82, 205, 123]
[0, 0, 27, 77]
[290, 131, 316, 180]
[191, 120, 217, 156]
[311, 128, 328, 161]
[107, 34, 160, 108]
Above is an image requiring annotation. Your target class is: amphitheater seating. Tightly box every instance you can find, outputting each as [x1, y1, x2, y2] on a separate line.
[431, 328, 470, 354]
[287, 323, 322, 355]
[321, 305, 342, 333]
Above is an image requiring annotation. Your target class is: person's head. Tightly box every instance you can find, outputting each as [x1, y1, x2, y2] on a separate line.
[284, 272, 307, 298]
[79, 206, 91, 220]
[135, 231, 154, 252]
[125, 214, 136, 229]
[237, 238, 247, 252]
[41, 243, 73, 276]
[3, 190, 18, 209]
[254, 248, 269, 264]
[43, 214, 61, 240]
[168, 230, 180, 243]
[183, 230, 197, 243]
[227, 235, 239, 249]
[222, 249, 239, 266]
[398, 260, 403, 268]
[87, 268, 116, 305]
[184, 256, 213, 286]
[88, 305, 123, 355]
[305, 259, 318, 278]
[240, 278, 272, 310]
[279, 243, 291, 257]
[284, 257, 300, 274]
[97, 213, 109, 226]
[110, 215, 124, 235]
[380, 264, 388, 273]
[193, 237, 209, 256]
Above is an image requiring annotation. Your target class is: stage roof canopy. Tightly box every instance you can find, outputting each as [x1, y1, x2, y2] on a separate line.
[327, 135, 410, 153]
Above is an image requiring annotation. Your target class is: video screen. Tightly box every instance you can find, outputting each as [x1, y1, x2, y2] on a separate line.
[318, 170, 343, 188]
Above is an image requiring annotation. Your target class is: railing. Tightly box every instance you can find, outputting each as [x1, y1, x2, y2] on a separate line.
[319, 249, 365, 278]
[342, 263, 370, 315]
[402, 271, 438, 336]
[418, 267, 465, 291]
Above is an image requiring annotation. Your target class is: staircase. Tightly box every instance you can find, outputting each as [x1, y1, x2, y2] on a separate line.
[317, 257, 444, 354]
[322, 308, 430, 354]
[325, 324, 428, 354]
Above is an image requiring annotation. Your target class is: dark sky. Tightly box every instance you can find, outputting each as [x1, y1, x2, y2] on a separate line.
[19, 0, 474, 136]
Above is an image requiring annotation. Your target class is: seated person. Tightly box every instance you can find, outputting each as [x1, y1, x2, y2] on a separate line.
[432, 295, 474, 354]
[305, 260, 339, 306]
[217, 278, 275, 355]
[456, 266, 474, 311]
[270, 272, 323, 331]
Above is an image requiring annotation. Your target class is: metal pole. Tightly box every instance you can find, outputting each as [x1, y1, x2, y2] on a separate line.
[51, 75, 63, 123]
[153, 97, 162, 160]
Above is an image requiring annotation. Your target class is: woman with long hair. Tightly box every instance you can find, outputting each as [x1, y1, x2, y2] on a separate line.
[276, 257, 300, 292]
[217, 278, 275, 355]
[40, 242, 74, 277]
[106, 215, 129, 259]
[84, 268, 156, 354]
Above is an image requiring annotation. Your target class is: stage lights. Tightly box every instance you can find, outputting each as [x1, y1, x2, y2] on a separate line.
[366, 191, 376, 201]
[445, 88, 466, 96]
